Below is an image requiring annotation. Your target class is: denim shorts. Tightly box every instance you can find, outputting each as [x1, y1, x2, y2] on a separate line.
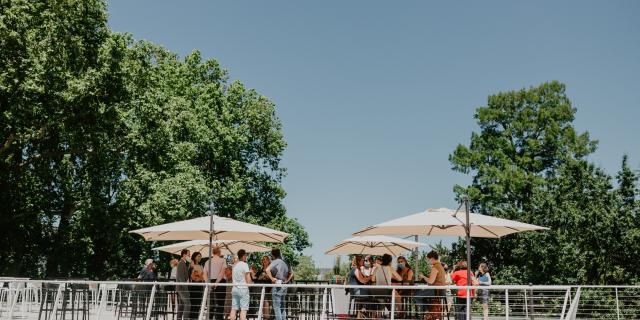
[231, 287, 250, 310]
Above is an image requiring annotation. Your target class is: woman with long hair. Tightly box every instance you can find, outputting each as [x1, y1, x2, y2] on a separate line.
[347, 255, 372, 319]
[371, 254, 402, 318]
[449, 261, 476, 320]
[393, 256, 414, 317]
[476, 263, 492, 320]
[252, 255, 273, 319]
[189, 252, 205, 319]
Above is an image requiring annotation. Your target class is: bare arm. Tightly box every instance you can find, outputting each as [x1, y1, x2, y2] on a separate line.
[390, 267, 402, 281]
[266, 266, 277, 283]
[421, 266, 438, 285]
[354, 269, 371, 284]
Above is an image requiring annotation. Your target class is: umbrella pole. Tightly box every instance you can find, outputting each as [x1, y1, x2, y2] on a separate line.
[209, 210, 214, 280]
[413, 235, 419, 281]
[464, 196, 471, 320]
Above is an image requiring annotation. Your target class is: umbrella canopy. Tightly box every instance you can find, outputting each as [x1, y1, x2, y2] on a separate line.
[130, 215, 288, 243]
[353, 207, 548, 238]
[325, 235, 426, 256]
[153, 240, 271, 257]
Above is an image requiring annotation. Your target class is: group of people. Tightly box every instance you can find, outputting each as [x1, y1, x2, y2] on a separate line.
[346, 251, 492, 320]
[139, 247, 294, 320]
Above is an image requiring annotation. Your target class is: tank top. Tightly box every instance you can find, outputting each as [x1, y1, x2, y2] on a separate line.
[348, 267, 364, 286]
[374, 266, 391, 285]
[432, 262, 446, 286]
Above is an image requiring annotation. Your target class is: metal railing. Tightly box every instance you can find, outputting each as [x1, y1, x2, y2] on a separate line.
[1, 279, 639, 320]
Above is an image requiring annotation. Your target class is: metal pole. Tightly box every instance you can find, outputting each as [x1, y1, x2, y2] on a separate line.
[145, 284, 156, 320]
[390, 288, 396, 320]
[258, 287, 265, 320]
[208, 209, 214, 320]
[464, 196, 472, 320]
[208, 206, 214, 279]
[560, 288, 570, 320]
[615, 287, 620, 320]
[320, 287, 328, 320]
[198, 285, 210, 320]
[97, 283, 108, 320]
[414, 235, 419, 281]
[505, 289, 510, 320]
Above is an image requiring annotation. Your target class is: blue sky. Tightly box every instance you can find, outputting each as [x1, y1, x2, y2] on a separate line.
[107, 1, 640, 267]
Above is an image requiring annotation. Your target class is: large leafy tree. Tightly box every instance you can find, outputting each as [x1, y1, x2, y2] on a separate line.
[450, 81, 640, 284]
[0, 0, 308, 279]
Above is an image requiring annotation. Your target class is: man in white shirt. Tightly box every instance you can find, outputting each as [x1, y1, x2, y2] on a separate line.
[229, 249, 252, 320]
[203, 247, 227, 320]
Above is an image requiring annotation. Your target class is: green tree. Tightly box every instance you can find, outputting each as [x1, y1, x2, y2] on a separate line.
[0, 0, 309, 279]
[293, 256, 319, 281]
[449, 81, 640, 284]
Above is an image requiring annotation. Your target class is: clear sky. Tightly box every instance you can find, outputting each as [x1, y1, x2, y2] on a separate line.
[107, 1, 640, 267]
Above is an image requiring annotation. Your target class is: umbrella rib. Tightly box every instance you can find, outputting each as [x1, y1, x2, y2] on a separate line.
[427, 226, 434, 236]
[393, 242, 414, 252]
[478, 225, 501, 238]
[381, 242, 396, 256]
[259, 232, 282, 243]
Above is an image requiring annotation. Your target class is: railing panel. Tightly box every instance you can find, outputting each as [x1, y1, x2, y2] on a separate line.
[2, 279, 640, 320]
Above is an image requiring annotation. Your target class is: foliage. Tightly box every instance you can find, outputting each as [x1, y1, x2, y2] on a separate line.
[0, 0, 309, 279]
[293, 256, 319, 281]
[449, 81, 640, 285]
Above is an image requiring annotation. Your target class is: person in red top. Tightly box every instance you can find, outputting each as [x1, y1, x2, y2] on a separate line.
[449, 261, 476, 320]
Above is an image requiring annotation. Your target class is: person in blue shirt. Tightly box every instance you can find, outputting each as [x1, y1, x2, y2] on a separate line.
[266, 248, 294, 320]
[476, 263, 492, 320]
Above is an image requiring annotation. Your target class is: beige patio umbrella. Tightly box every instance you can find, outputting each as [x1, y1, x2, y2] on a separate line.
[131, 214, 287, 281]
[153, 240, 271, 257]
[130, 215, 288, 243]
[353, 198, 548, 320]
[325, 235, 425, 256]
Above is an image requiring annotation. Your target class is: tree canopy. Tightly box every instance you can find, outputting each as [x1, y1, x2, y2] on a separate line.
[0, 0, 309, 279]
[450, 81, 640, 284]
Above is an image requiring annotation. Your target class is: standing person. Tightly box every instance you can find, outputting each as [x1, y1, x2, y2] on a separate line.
[476, 263, 492, 320]
[252, 255, 273, 319]
[266, 248, 292, 320]
[360, 256, 374, 277]
[176, 249, 192, 320]
[450, 261, 476, 320]
[394, 256, 414, 317]
[190, 252, 205, 319]
[204, 247, 228, 320]
[138, 258, 156, 281]
[170, 259, 179, 280]
[371, 254, 402, 318]
[228, 249, 252, 320]
[347, 255, 371, 319]
[417, 251, 447, 320]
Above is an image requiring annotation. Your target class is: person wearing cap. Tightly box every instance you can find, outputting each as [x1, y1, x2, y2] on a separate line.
[138, 258, 156, 281]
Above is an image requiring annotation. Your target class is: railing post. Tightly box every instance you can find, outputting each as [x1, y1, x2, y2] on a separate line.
[320, 287, 328, 320]
[505, 289, 509, 320]
[50, 283, 64, 318]
[529, 286, 535, 320]
[466, 288, 471, 320]
[390, 288, 396, 320]
[560, 288, 570, 320]
[145, 284, 157, 320]
[258, 286, 265, 320]
[615, 287, 620, 320]
[97, 283, 108, 320]
[524, 289, 529, 318]
[199, 285, 210, 320]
